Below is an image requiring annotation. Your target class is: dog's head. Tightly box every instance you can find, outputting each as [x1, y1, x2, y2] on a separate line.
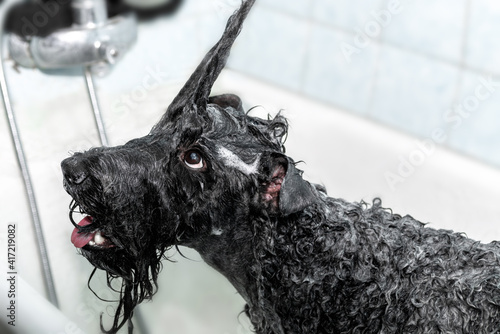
[62, 0, 316, 332]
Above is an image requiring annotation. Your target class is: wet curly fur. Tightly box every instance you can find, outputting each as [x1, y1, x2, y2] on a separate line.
[61, 1, 500, 333]
[251, 199, 500, 333]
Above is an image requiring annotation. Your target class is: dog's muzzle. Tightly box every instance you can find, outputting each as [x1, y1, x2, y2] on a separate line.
[61, 155, 89, 190]
[61, 155, 116, 250]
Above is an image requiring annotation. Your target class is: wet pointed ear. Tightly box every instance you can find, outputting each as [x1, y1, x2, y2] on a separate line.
[261, 154, 318, 216]
[209, 94, 244, 113]
[151, 0, 255, 133]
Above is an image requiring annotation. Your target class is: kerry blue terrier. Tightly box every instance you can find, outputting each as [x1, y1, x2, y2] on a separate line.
[61, 0, 500, 333]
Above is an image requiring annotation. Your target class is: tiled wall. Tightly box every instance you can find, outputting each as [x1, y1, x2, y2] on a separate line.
[4, 0, 500, 168]
[222, 0, 500, 168]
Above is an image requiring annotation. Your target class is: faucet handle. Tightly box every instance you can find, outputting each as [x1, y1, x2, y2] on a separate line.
[7, 10, 137, 73]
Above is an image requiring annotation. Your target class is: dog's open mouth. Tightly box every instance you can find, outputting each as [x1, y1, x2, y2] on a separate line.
[71, 216, 115, 249]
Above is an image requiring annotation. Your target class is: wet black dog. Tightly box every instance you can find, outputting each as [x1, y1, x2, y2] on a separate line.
[62, 1, 500, 333]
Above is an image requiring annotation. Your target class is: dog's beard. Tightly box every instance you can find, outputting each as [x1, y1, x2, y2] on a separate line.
[69, 201, 169, 334]
[83, 247, 163, 334]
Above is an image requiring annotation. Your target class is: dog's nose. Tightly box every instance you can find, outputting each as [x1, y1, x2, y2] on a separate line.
[61, 156, 89, 186]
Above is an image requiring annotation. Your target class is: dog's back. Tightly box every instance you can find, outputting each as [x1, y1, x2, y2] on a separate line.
[251, 196, 500, 333]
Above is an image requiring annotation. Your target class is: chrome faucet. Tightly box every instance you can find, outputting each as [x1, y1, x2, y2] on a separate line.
[8, 0, 137, 75]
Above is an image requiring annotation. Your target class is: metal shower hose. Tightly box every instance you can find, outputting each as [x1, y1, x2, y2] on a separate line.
[0, 0, 59, 307]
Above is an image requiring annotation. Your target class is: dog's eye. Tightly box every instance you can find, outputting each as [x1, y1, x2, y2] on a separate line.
[184, 150, 204, 169]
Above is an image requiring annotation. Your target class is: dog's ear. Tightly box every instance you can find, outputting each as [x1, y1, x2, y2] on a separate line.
[261, 154, 318, 216]
[209, 94, 244, 113]
[151, 0, 255, 132]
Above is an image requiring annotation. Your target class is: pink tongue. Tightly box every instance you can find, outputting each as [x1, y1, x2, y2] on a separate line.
[71, 217, 96, 248]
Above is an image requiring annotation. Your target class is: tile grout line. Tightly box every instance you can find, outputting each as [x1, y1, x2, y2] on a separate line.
[442, 0, 472, 147]
[364, 0, 391, 119]
[296, 0, 316, 93]
[258, 1, 500, 77]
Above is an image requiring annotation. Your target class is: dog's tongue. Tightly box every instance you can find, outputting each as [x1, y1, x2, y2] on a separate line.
[71, 217, 96, 248]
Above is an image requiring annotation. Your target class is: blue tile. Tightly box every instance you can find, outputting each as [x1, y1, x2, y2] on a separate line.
[227, 6, 309, 91]
[382, 0, 466, 62]
[466, 0, 500, 74]
[369, 45, 459, 137]
[200, 0, 244, 20]
[5, 66, 83, 106]
[448, 71, 500, 167]
[302, 25, 380, 114]
[312, 0, 386, 31]
[178, 0, 219, 15]
[259, 0, 312, 18]
[197, 11, 229, 54]
[100, 15, 201, 93]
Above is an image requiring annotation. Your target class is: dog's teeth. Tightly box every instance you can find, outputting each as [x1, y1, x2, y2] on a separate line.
[88, 240, 96, 246]
[94, 231, 106, 245]
[212, 227, 224, 236]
